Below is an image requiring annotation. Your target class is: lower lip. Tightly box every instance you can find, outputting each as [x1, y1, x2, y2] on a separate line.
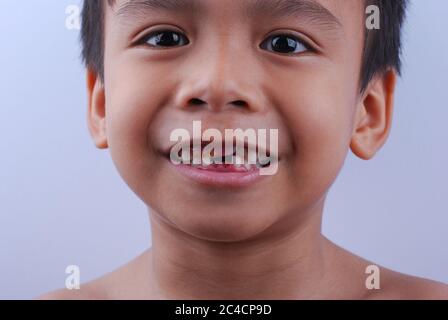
[167, 160, 269, 188]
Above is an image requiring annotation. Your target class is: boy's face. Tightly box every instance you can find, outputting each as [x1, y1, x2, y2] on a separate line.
[90, 0, 386, 241]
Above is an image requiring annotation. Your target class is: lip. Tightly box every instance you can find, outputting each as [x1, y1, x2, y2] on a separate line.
[166, 158, 270, 188]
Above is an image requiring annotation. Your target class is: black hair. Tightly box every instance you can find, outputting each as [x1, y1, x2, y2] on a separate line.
[81, 0, 408, 92]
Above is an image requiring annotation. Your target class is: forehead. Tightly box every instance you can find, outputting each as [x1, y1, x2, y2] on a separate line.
[107, 0, 364, 29]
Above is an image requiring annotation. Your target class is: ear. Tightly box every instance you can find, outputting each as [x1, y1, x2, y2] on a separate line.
[350, 70, 397, 160]
[86, 69, 108, 149]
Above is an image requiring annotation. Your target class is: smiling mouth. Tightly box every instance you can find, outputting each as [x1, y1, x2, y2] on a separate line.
[164, 145, 273, 171]
[165, 139, 276, 167]
[161, 140, 279, 187]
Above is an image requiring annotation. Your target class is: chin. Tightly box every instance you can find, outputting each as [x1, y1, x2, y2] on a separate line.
[164, 204, 278, 243]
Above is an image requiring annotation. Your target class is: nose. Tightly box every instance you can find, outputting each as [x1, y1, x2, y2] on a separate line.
[173, 48, 265, 113]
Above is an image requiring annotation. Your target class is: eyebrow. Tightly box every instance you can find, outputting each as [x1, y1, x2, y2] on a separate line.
[115, 0, 200, 17]
[245, 0, 342, 29]
[115, 0, 342, 31]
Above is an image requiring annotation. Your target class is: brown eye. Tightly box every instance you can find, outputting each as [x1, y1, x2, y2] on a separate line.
[140, 30, 189, 48]
[260, 34, 310, 54]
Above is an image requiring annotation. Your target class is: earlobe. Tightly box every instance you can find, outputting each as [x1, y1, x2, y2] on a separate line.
[350, 70, 397, 160]
[86, 70, 108, 149]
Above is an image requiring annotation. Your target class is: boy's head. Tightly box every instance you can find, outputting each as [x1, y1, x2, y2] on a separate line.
[82, 0, 407, 241]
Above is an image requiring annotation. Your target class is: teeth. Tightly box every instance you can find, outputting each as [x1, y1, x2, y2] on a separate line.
[234, 154, 244, 167]
[192, 147, 202, 165]
[180, 151, 190, 164]
[247, 149, 258, 165]
[202, 153, 212, 165]
[211, 155, 224, 164]
[223, 154, 233, 164]
[258, 155, 271, 167]
[244, 163, 252, 171]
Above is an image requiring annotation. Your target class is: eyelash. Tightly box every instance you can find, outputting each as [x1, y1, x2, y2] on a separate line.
[136, 29, 315, 55]
[261, 33, 315, 55]
[137, 29, 190, 48]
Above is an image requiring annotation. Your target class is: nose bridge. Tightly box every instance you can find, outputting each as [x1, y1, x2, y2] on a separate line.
[175, 31, 264, 113]
[203, 44, 244, 108]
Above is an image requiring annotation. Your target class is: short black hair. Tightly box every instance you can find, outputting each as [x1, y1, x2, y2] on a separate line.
[81, 0, 408, 92]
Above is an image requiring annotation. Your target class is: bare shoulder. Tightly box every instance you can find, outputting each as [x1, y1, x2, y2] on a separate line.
[375, 269, 448, 300]
[37, 250, 153, 300]
[36, 270, 112, 300]
[351, 254, 448, 299]
[325, 239, 448, 300]
[36, 283, 105, 300]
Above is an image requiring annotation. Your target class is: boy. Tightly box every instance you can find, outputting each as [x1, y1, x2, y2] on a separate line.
[42, 0, 448, 299]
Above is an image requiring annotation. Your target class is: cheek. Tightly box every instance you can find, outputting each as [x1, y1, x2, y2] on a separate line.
[103, 63, 167, 194]
[281, 73, 356, 200]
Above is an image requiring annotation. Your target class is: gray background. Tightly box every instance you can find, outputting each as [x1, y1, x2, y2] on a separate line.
[0, 0, 447, 299]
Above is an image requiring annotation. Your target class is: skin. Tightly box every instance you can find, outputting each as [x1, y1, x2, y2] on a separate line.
[40, 0, 448, 299]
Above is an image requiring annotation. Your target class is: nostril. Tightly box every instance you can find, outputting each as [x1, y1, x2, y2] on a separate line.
[232, 100, 247, 108]
[189, 98, 205, 106]
[187, 98, 248, 109]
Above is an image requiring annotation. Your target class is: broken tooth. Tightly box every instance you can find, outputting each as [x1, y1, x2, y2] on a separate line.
[258, 155, 272, 167]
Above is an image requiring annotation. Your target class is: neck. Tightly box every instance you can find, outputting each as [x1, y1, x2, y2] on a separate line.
[147, 200, 332, 299]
